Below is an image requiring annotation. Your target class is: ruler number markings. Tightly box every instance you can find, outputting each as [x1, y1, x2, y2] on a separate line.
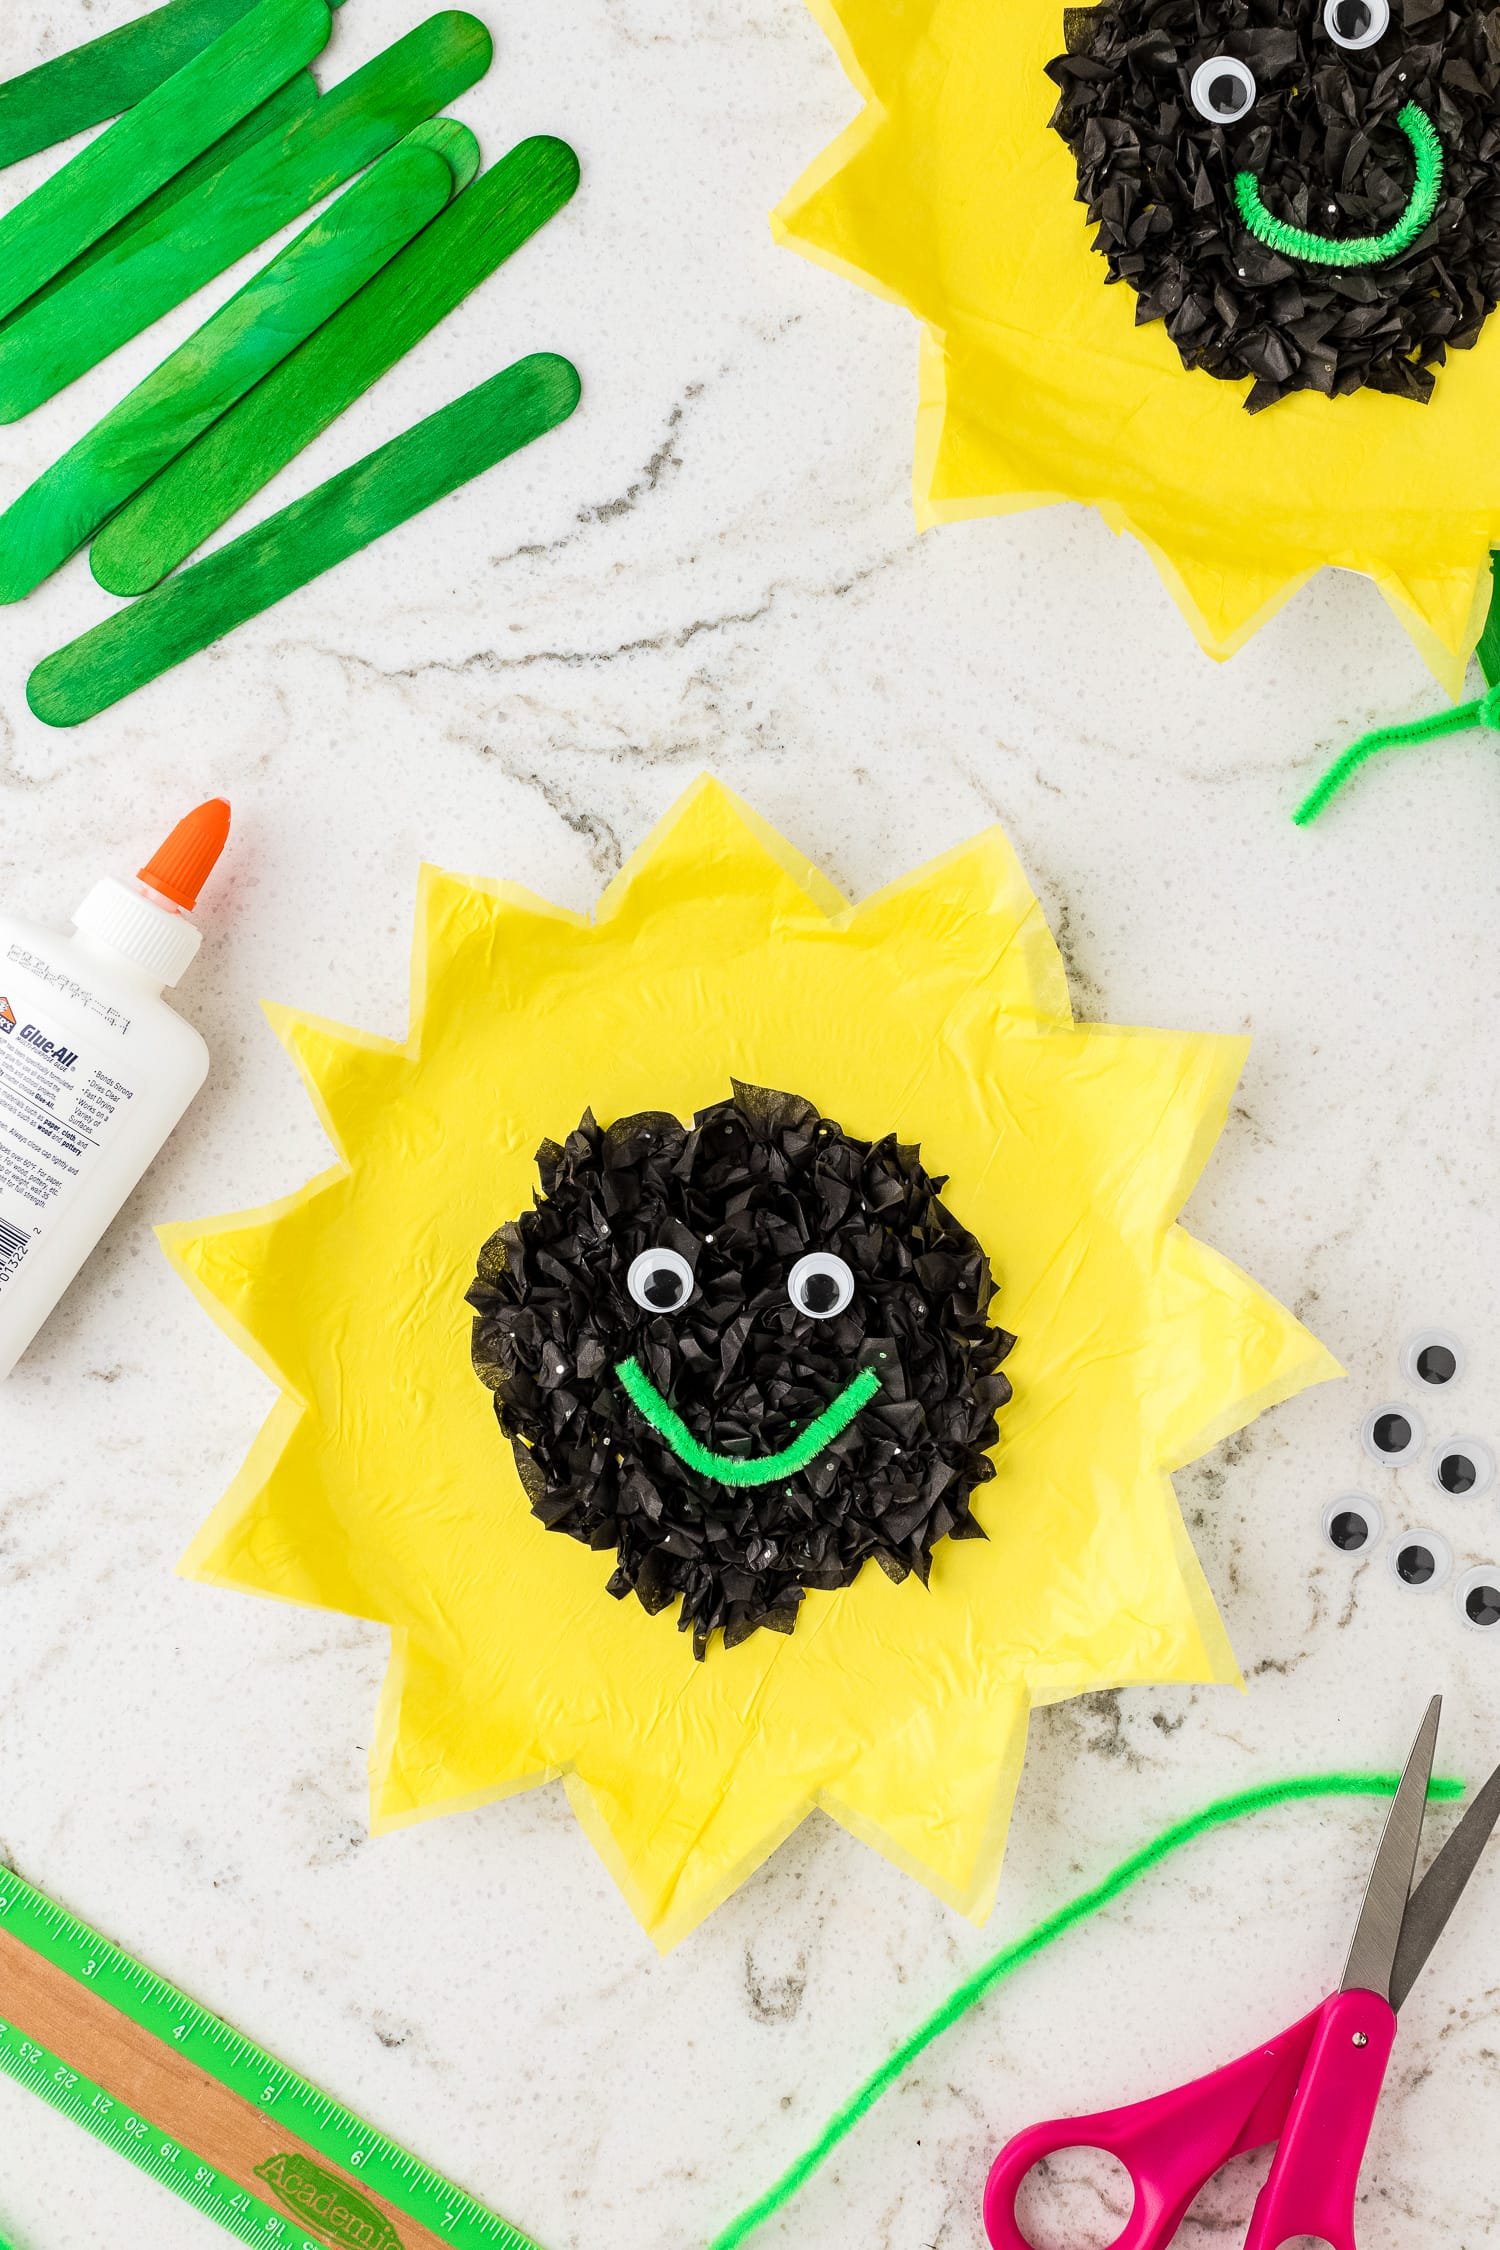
[1, 1861, 537, 2247]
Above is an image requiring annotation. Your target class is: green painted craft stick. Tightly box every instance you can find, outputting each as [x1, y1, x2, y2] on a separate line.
[0, 12, 493, 421]
[0, 0, 331, 326]
[0, 0, 264, 172]
[404, 114, 481, 193]
[30, 352, 580, 725]
[94, 133, 578, 593]
[10, 76, 454, 344]
[1477, 551, 1500, 688]
[0, 143, 455, 604]
[2, 71, 320, 333]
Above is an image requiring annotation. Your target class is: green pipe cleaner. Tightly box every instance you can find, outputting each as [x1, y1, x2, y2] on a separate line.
[705, 1768, 1464, 2250]
[614, 1357, 881, 1486]
[1236, 103, 1442, 268]
[1293, 680, 1500, 823]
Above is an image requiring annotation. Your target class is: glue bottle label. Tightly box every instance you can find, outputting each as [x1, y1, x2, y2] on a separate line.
[0, 995, 138, 1297]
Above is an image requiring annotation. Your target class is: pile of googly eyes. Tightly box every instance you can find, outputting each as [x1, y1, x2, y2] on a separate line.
[1322, 1331, 1500, 1634]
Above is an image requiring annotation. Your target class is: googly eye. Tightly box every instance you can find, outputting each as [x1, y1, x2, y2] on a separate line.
[1401, 1329, 1464, 1389]
[1189, 55, 1257, 124]
[627, 1246, 694, 1313]
[1323, 0, 1388, 48]
[786, 1251, 855, 1320]
[1388, 1528, 1452, 1592]
[1430, 1437, 1495, 1499]
[1361, 1402, 1424, 1466]
[1456, 1567, 1500, 1632]
[1322, 1494, 1383, 1556]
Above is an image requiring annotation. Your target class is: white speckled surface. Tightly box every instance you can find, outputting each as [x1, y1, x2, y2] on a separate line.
[2, 2, 1500, 2246]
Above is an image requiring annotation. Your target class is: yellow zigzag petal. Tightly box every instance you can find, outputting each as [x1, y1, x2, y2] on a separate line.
[264, 1007, 409, 1162]
[822, 1679, 1032, 1921]
[1151, 1229, 1344, 1471]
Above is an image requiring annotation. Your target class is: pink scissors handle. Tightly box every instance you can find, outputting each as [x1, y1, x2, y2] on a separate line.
[984, 2008, 1323, 2250]
[1242, 1988, 1395, 2250]
[985, 1991, 1397, 2250]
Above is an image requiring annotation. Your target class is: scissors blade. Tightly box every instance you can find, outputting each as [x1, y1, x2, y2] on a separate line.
[1341, 1694, 1441, 2001]
[1388, 1749, 1500, 2011]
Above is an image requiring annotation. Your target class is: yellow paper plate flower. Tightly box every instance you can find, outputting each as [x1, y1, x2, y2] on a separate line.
[773, 0, 1500, 690]
[164, 780, 1338, 1949]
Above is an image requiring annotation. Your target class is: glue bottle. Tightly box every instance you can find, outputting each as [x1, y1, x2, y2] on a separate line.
[0, 800, 229, 1381]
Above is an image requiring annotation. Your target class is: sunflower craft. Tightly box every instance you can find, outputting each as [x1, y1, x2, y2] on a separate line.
[775, 0, 1500, 685]
[164, 779, 1338, 1948]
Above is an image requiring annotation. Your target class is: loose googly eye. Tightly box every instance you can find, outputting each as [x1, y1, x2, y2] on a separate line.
[1323, 0, 1388, 47]
[1388, 1528, 1452, 1592]
[786, 1251, 855, 1320]
[1361, 1402, 1424, 1466]
[1322, 1494, 1383, 1555]
[1456, 1567, 1500, 1632]
[627, 1246, 694, 1313]
[1401, 1329, 1464, 1388]
[1189, 55, 1257, 123]
[1430, 1437, 1495, 1499]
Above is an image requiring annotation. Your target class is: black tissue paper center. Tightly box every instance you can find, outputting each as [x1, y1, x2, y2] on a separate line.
[1046, 0, 1500, 409]
[467, 1082, 1014, 1658]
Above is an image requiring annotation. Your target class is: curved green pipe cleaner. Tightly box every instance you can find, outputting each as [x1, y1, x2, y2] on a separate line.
[705, 1767, 1464, 2250]
[1293, 680, 1500, 823]
[1236, 102, 1442, 268]
[615, 1358, 881, 1486]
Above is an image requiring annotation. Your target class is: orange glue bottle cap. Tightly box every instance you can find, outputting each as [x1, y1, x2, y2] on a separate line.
[138, 798, 231, 912]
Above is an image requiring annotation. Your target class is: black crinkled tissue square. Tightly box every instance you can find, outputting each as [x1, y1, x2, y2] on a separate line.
[467, 1082, 1015, 1658]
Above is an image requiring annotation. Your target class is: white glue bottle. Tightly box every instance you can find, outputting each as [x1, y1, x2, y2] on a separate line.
[0, 799, 230, 1381]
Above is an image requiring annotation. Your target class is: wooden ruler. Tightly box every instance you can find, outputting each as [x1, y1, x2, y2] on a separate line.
[0, 1866, 538, 2250]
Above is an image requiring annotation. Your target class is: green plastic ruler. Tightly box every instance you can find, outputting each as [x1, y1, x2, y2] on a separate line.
[0, 1862, 542, 2250]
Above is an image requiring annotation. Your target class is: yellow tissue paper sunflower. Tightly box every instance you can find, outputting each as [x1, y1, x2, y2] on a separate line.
[774, 0, 1500, 689]
[164, 779, 1338, 1949]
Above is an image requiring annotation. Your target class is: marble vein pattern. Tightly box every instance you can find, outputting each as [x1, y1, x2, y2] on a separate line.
[1, 0, 1500, 2245]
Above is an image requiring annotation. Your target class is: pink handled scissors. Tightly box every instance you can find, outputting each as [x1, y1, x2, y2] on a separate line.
[985, 1696, 1500, 2250]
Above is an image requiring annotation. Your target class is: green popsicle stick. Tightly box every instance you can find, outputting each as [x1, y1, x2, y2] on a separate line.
[0, 12, 492, 421]
[1476, 552, 1500, 688]
[94, 133, 577, 593]
[0, 0, 331, 326]
[0, 142, 455, 604]
[404, 113, 481, 193]
[9, 83, 457, 344]
[1, 70, 319, 331]
[30, 354, 580, 726]
[0, 0, 275, 171]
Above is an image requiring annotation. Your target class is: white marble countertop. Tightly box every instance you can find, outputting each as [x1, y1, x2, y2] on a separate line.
[3, 1, 1500, 2246]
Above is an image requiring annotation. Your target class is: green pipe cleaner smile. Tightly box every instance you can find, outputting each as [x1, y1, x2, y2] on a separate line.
[1235, 101, 1442, 268]
[614, 1357, 882, 1486]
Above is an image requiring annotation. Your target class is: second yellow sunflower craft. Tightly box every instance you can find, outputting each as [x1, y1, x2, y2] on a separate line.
[774, 0, 1500, 691]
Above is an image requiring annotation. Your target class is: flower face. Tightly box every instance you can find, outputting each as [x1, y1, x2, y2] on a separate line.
[1048, 0, 1500, 408]
[468, 1086, 1012, 1657]
[163, 780, 1339, 1948]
